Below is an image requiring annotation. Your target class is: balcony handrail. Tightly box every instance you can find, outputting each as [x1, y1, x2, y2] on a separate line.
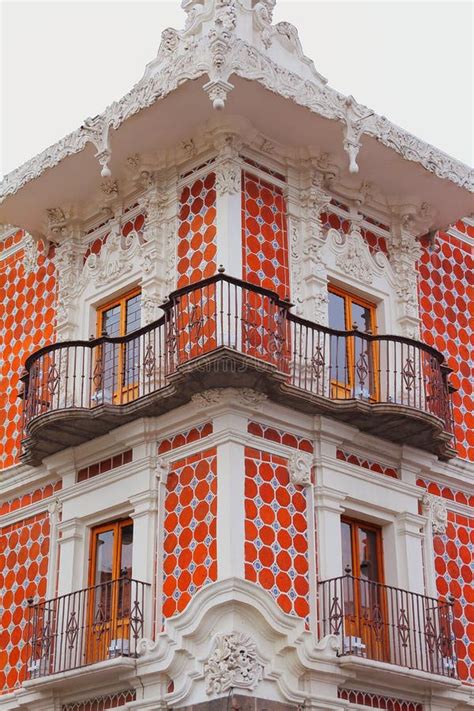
[26, 577, 150, 679]
[318, 573, 453, 607]
[26, 576, 150, 611]
[20, 273, 454, 454]
[318, 574, 457, 678]
[22, 273, 448, 373]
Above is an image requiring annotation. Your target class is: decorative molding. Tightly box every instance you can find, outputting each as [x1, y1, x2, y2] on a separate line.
[191, 387, 268, 409]
[82, 224, 142, 287]
[1, 2, 472, 207]
[288, 451, 313, 487]
[22, 234, 38, 274]
[204, 632, 263, 695]
[422, 493, 448, 535]
[334, 231, 377, 284]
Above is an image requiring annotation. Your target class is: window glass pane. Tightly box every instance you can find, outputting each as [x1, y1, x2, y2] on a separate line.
[125, 294, 141, 334]
[101, 305, 121, 337]
[93, 529, 114, 620]
[352, 302, 373, 333]
[118, 524, 134, 617]
[329, 291, 348, 391]
[358, 527, 379, 582]
[341, 521, 352, 573]
[328, 291, 346, 330]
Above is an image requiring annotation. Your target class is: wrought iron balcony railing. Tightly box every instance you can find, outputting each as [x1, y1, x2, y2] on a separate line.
[20, 273, 454, 463]
[26, 578, 148, 679]
[318, 574, 457, 678]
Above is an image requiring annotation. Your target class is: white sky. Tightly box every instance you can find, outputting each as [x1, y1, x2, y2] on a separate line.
[0, 0, 472, 179]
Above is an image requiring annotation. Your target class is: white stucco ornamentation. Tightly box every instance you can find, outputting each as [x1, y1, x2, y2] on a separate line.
[288, 451, 313, 487]
[22, 234, 38, 275]
[1, 0, 472, 206]
[204, 632, 263, 695]
[422, 493, 448, 535]
[82, 226, 142, 288]
[334, 231, 377, 285]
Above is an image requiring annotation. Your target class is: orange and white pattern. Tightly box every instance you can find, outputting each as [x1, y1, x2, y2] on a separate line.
[241, 172, 289, 298]
[162, 448, 217, 619]
[244, 447, 310, 620]
[177, 173, 217, 289]
[0, 512, 51, 693]
[418, 231, 473, 461]
[418, 478, 473, 683]
[0, 235, 56, 470]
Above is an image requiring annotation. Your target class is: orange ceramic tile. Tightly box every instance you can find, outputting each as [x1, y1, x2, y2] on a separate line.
[241, 171, 289, 299]
[162, 448, 217, 619]
[158, 422, 213, 454]
[0, 237, 57, 470]
[336, 449, 398, 478]
[61, 690, 136, 711]
[177, 173, 217, 289]
[244, 447, 309, 621]
[338, 688, 422, 711]
[0, 511, 50, 694]
[418, 231, 473, 461]
[248, 421, 313, 453]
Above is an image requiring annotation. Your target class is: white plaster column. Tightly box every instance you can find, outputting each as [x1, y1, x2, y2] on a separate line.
[45, 498, 62, 600]
[313, 486, 347, 582]
[300, 167, 333, 325]
[130, 487, 159, 640]
[56, 518, 86, 596]
[421, 493, 448, 598]
[214, 134, 243, 278]
[394, 511, 426, 594]
[214, 411, 247, 579]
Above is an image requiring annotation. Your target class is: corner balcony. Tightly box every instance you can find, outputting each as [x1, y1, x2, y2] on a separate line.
[20, 273, 455, 465]
[319, 574, 457, 679]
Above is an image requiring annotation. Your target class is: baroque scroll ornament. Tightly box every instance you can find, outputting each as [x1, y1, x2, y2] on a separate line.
[288, 451, 313, 487]
[422, 493, 448, 535]
[204, 633, 263, 695]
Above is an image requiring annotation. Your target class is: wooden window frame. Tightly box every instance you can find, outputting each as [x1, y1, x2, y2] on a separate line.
[96, 287, 142, 339]
[86, 518, 134, 664]
[341, 516, 385, 583]
[88, 518, 134, 588]
[328, 284, 379, 401]
[96, 288, 141, 403]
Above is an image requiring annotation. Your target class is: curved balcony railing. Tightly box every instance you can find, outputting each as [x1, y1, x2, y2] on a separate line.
[319, 574, 457, 678]
[20, 273, 454, 459]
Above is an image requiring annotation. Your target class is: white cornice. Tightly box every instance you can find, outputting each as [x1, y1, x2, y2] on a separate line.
[0, 2, 472, 210]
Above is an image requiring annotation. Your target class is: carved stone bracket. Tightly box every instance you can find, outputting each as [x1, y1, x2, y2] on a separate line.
[288, 451, 313, 487]
[22, 234, 39, 275]
[204, 632, 263, 695]
[203, 78, 235, 110]
[422, 493, 448, 535]
[342, 96, 375, 174]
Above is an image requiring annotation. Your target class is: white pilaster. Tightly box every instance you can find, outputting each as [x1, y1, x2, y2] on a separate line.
[56, 518, 86, 596]
[214, 412, 247, 579]
[214, 135, 242, 278]
[394, 511, 426, 593]
[313, 486, 347, 582]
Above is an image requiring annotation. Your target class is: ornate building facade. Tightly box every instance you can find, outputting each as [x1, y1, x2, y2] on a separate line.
[0, 1, 472, 709]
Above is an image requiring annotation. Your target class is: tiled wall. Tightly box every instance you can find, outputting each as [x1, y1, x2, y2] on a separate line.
[241, 172, 289, 298]
[162, 448, 218, 618]
[177, 173, 217, 289]
[418, 230, 473, 461]
[244, 447, 310, 621]
[418, 478, 473, 683]
[0, 511, 51, 693]
[0, 234, 57, 469]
